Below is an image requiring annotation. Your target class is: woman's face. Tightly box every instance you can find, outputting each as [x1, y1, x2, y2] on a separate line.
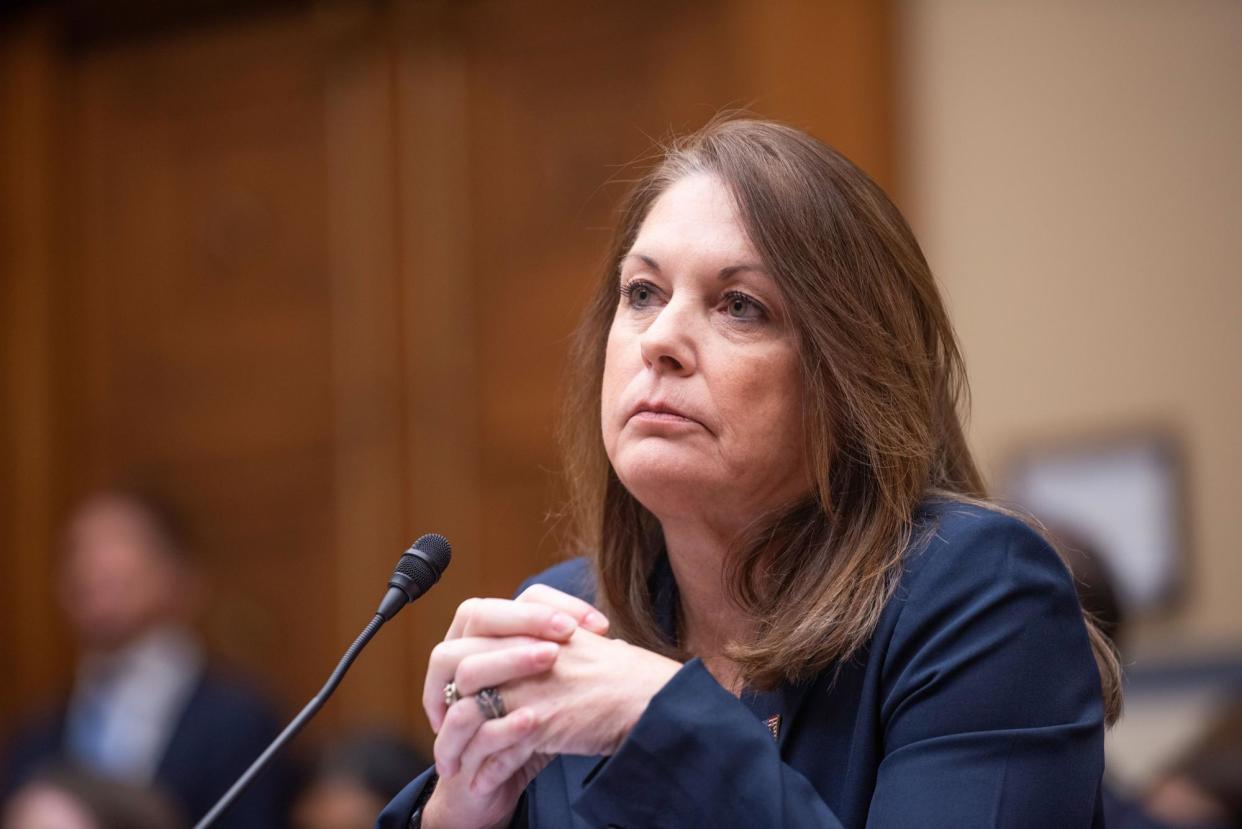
[601, 173, 810, 532]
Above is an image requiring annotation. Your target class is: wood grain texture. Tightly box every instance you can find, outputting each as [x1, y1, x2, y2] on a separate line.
[0, 0, 894, 757]
[0, 14, 69, 733]
[63, 11, 339, 724]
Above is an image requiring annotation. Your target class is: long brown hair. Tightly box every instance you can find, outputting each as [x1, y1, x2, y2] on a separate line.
[560, 117, 1122, 725]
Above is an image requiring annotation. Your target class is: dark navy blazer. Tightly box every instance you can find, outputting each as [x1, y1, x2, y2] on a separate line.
[380, 499, 1106, 827]
[1, 670, 294, 828]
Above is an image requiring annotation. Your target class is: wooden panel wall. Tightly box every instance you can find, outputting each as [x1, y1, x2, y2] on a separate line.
[64, 11, 340, 723]
[0, 13, 65, 727]
[0, 0, 892, 753]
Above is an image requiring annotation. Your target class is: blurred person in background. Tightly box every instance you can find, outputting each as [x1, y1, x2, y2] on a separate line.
[292, 732, 427, 829]
[2, 765, 183, 829]
[1061, 529, 1172, 828]
[1058, 526, 1127, 652]
[1062, 529, 1241, 829]
[0, 488, 294, 828]
[1144, 698, 1242, 829]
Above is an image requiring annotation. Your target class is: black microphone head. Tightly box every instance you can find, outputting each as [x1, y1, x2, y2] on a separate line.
[409, 532, 452, 576]
[388, 533, 452, 602]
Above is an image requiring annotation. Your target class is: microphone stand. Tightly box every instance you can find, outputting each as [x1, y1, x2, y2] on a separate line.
[193, 613, 385, 829]
[193, 532, 451, 828]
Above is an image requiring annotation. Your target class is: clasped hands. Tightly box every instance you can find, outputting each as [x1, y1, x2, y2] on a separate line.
[419, 584, 682, 829]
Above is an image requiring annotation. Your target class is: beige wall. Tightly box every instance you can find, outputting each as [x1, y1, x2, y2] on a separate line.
[899, 1, 1242, 651]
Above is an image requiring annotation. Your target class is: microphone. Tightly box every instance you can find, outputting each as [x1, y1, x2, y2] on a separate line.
[377, 533, 452, 621]
[194, 533, 453, 829]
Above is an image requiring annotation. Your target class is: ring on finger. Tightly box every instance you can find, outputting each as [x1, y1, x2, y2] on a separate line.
[443, 680, 460, 708]
[475, 687, 507, 720]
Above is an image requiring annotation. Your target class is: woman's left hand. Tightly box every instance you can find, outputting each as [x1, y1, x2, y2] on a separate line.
[431, 585, 682, 792]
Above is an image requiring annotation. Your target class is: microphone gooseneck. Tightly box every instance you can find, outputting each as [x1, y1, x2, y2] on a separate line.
[193, 533, 453, 829]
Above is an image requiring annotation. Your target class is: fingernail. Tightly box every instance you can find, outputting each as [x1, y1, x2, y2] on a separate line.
[587, 610, 608, 629]
[550, 612, 575, 635]
[533, 641, 559, 660]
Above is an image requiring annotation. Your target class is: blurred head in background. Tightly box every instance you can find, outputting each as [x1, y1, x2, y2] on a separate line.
[1055, 525, 1127, 652]
[1145, 698, 1242, 829]
[58, 489, 202, 655]
[292, 732, 428, 829]
[0, 486, 291, 825]
[1, 765, 183, 829]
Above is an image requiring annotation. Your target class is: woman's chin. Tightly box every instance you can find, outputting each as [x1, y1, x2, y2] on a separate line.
[613, 453, 722, 514]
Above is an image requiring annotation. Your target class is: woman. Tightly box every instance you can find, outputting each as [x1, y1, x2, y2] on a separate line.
[379, 119, 1122, 828]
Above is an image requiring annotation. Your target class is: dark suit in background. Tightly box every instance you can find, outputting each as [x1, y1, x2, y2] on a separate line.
[2, 668, 293, 828]
[1, 490, 297, 827]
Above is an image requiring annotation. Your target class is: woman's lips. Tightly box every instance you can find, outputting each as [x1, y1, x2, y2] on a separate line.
[631, 409, 696, 423]
[627, 403, 706, 431]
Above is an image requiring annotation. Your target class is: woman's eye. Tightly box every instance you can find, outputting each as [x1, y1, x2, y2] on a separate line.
[620, 279, 658, 309]
[723, 291, 765, 321]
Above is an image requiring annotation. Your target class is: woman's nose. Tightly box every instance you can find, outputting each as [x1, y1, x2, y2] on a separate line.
[638, 298, 697, 375]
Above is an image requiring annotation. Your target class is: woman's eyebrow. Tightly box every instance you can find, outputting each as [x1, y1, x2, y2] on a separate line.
[622, 254, 767, 280]
[718, 264, 768, 280]
[621, 252, 660, 271]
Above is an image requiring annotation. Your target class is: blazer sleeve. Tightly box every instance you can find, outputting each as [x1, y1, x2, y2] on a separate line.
[571, 515, 1105, 828]
[376, 767, 434, 828]
[866, 516, 1105, 827]
[573, 658, 848, 828]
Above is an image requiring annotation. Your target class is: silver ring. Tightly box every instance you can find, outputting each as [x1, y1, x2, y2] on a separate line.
[475, 687, 506, 720]
[443, 681, 460, 708]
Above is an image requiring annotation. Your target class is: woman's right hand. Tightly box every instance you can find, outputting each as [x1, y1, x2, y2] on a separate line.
[420, 713, 548, 829]
[419, 589, 610, 829]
